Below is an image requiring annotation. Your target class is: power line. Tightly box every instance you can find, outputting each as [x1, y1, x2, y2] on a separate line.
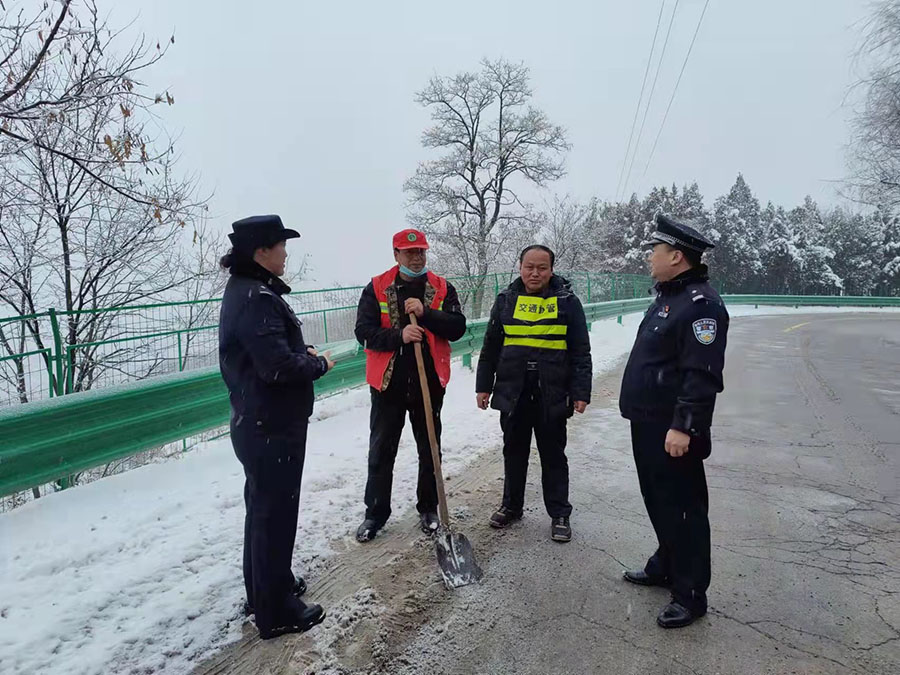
[621, 0, 680, 201]
[642, 0, 711, 179]
[615, 1, 666, 202]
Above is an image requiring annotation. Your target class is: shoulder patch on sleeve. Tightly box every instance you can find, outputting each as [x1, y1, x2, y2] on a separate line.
[259, 286, 276, 298]
[691, 294, 706, 302]
[692, 318, 717, 344]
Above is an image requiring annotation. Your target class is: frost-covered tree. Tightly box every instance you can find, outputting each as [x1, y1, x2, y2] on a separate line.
[405, 58, 569, 311]
[786, 197, 842, 294]
[709, 174, 763, 292]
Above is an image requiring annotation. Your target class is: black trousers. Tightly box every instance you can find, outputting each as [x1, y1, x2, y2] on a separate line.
[364, 380, 444, 525]
[500, 375, 572, 518]
[630, 420, 711, 612]
[232, 419, 309, 632]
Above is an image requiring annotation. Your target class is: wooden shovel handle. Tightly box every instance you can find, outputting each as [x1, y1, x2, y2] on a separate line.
[409, 313, 451, 526]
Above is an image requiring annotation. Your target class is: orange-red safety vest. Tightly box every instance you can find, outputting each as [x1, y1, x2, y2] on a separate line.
[365, 265, 452, 390]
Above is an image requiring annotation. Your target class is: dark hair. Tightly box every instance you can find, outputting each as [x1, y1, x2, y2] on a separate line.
[519, 244, 555, 268]
[679, 248, 702, 269]
[219, 247, 253, 270]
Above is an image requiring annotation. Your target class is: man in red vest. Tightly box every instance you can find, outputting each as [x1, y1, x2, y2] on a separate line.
[354, 229, 467, 542]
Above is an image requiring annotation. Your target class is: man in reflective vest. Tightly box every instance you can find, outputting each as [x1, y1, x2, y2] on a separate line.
[476, 245, 592, 542]
[354, 229, 467, 542]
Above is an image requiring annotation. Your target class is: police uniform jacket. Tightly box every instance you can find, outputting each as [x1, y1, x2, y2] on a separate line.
[619, 265, 728, 434]
[219, 261, 329, 434]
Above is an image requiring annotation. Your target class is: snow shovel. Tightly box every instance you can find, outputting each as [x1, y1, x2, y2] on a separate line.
[409, 312, 483, 589]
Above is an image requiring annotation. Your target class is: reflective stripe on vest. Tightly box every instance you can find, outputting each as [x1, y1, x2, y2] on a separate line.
[502, 294, 567, 350]
[503, 324, 567, 336]
[502, 336, 568, 350]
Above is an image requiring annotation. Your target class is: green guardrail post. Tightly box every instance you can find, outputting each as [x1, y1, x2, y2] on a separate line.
[66, 345, 75, 394]
[177, 333, 184, 372]
[586, 274, 592, 303]
[323, 311, 329, 343]
[611, 275, 617, 301]
[462, 352, 472, 370]
[618, 315, 623, 325]
[45, 349, 55, 399]
[48, 308, 65, 396]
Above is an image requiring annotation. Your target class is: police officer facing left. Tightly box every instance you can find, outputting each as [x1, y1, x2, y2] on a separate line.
[619, 214, 729, 629]
[219, 215, 334, 640]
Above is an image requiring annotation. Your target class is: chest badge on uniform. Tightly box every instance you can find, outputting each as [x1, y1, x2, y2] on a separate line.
[657, 305, 669, 318]
[692, 318, 717, 345]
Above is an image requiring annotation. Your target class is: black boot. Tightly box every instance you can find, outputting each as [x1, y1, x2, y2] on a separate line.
[356, 518, 383, 543]
[419, 511, 439, 534]
[244, 577, 307, 617]
[258, 603, 326, 640]
[550, 517, 571, 542]
[489, 506, 523, 529]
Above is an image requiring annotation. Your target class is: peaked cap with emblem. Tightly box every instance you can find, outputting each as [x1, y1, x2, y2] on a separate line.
[392, 228, 430, 250]
[644, 214, 714, 253]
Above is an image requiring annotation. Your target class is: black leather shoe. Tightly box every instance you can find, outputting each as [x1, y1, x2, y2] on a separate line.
[623, 569, 668, 587]
[244, 577, 307, 617]
[356, 518, 383, 543]
[420, 511, 440, 534]
[656, 601, 705, 628]
[258, 603, 326, 640]
[489, 506, 523, 529]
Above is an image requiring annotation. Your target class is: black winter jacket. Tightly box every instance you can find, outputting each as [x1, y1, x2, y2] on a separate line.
[476, 275, 592, 419]
[219, 262, 329, 433]
[619, 266, 729, 433]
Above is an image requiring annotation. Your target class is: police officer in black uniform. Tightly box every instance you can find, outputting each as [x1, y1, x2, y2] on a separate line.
[476, 245, 592, 542]
[619, 214, 729, 628]
[219, 215, 334, 640]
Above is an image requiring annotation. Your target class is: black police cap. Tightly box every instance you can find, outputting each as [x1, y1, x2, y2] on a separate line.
[228, 214, 300, 252]
[643, 213, 714, 253]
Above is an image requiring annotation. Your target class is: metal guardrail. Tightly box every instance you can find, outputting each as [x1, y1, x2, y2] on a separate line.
[3, 294, 898, 497]
[723, 294, 900, 308]
[0, 271, 649, 408]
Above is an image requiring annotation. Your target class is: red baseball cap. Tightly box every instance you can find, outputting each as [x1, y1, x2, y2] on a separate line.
[392, 228, 429, 250]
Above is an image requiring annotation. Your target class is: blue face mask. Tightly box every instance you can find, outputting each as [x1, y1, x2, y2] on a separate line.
[399, 264, 428, 278]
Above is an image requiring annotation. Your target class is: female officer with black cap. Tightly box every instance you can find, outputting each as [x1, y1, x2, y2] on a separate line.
[218, 215, 334, 639]
[619, 213, 729, 629]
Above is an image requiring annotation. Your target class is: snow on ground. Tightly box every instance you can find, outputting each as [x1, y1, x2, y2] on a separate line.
[0, 305, 896, 674]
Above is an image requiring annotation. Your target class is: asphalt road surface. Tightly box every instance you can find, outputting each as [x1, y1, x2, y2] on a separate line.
[196, 312, 900, 675]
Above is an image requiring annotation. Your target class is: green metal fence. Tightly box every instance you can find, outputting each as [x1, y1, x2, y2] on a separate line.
[5, 293, 899, 498]
[0, 296, 653, 497]
[0, 271, 650, 408]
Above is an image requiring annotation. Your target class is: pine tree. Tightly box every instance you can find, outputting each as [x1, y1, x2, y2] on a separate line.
[787, 197, 842, 294]
[710, 174, 763, 292]
[759, 203, 796, 293]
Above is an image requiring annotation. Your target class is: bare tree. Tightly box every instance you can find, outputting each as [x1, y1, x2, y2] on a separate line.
[405, 58, 569, 311]
[169, 210, 228, 373]
[537, 195, 597, 271]
[0, 1, 206, 400]
[0, 0, 177, 207]
[850, 1, 900, 208]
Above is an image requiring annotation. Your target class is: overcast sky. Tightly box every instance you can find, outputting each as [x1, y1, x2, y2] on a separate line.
[112, 0, 871, 285]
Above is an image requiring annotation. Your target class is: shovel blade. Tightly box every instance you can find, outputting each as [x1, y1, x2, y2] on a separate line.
[434, 527, 483, 589]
